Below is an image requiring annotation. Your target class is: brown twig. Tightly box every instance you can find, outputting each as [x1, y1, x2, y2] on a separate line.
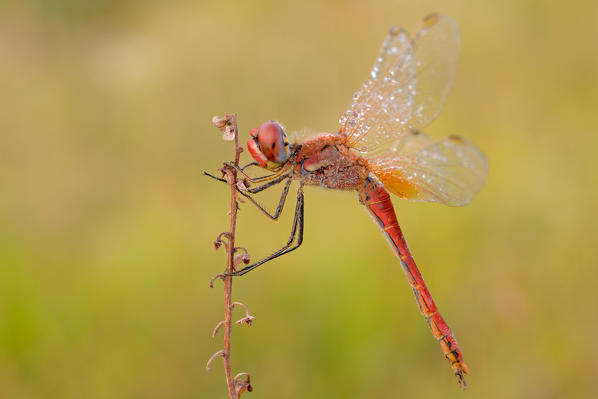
[207, 114, 253, 399]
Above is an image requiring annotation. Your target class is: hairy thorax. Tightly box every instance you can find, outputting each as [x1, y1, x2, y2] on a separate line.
[293, 134, 369, 190]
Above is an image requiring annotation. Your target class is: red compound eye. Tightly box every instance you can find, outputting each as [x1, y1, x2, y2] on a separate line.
[257, 121, 289, 164]
[247, 121, 289, 169]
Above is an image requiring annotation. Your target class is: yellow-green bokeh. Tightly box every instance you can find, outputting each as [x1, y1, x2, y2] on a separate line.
[1, 0, 597, 398]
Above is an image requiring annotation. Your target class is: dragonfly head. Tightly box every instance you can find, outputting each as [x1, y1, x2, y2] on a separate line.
[247, 120, 290, 170]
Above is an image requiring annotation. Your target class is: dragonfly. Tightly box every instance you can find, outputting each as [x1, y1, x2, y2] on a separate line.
[207, 14, 487, 388]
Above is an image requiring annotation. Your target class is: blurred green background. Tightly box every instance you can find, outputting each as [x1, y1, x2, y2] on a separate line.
[1, 0, 597, 398]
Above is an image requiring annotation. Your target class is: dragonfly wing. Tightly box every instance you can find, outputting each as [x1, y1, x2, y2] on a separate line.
[410, 14, 460, 129]
[339, 14, 460, 155]
[368, 132, 488, 206]
[339, 26, 416, 153]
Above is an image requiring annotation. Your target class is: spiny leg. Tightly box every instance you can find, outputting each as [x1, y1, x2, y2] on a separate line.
[224, 161, 291, 183]
[238, 176, 292, 220]
[240, 161, 258, 171]
[228, 183, 304, 276]
[204, 170, 290, 193]
[205, 170, 293, 220]
[203, 172, 227, 183]
[245, 173, 291, 194]
[203, 168, 281, 185]
[239, 161, 280, 181]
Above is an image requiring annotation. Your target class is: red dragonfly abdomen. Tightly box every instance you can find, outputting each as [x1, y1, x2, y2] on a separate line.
[358, 179, 470, 387]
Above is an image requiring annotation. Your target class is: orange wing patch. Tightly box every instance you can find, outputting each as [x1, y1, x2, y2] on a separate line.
[372, 168, 420, 200]
[366, 133, 488, 206]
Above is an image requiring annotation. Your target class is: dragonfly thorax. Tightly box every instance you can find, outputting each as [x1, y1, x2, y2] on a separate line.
[247, 120, 290, 170]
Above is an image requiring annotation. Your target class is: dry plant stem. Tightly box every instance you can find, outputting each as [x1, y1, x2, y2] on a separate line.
[209, 113, 253, 399]
[222, 114, 242, 399]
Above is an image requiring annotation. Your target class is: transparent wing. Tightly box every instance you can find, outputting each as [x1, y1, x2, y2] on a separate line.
[338, 26, 416, 152]
[410, 14, 460, 128]
[339, 14, 460, 154]
[367, 132, 487, 206]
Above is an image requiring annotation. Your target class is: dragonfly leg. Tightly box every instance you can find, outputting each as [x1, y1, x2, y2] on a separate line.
[240, 161, 259, 171]
[224, 162, 290, 183]
[206, 169, 293, 220]
[204, 169, 290, 193]
[239, 161, 283, 181]
[245, 173, 290, 194]
[205, 167, 276, 184]
[238, 176, 292, 220]
[203, 171, 227, 183]
[227, 183, 304, 276]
